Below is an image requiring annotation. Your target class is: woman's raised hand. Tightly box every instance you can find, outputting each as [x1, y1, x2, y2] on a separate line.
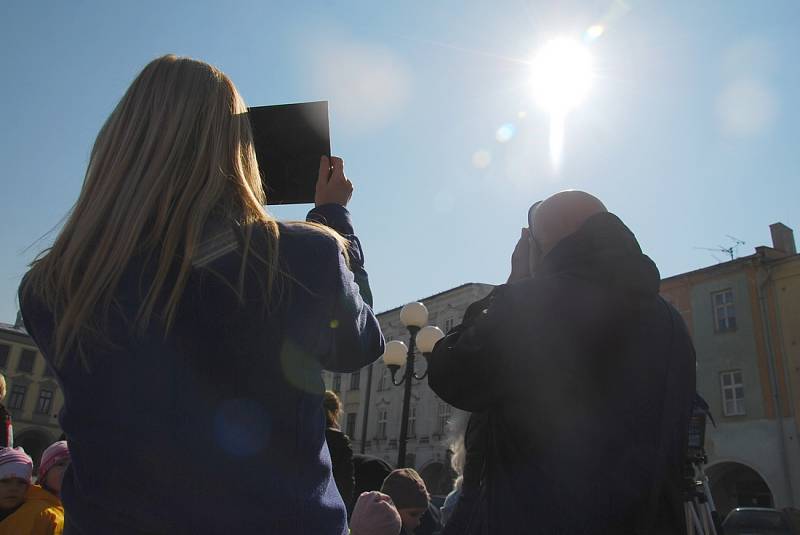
[315, 156, 353, 207]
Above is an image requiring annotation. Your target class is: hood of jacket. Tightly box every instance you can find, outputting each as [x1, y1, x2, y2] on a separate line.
[536, 212, 660, 298]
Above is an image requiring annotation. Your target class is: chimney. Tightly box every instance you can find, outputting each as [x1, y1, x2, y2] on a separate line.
[770, 223, 797, 255]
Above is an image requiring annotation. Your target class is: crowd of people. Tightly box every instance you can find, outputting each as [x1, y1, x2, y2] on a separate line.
[9, 55, 696, 534]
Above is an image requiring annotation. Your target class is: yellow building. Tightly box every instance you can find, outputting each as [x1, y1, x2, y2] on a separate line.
[768, 227, 800, 460]
[0, 317, 64, 467]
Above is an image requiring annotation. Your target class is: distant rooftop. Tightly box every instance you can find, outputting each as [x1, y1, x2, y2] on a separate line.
[376, 282, 493, 317]
[0, 321, 28, 337]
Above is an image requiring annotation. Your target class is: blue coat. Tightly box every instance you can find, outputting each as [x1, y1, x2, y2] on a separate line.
[20, 204, 384, 535]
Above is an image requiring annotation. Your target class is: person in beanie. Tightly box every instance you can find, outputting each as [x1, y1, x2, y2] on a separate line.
[380, 469, 430, 534]
[38, 441, 70, 499]
[349, 491, 402, 535]
[0, 447, 63, 534]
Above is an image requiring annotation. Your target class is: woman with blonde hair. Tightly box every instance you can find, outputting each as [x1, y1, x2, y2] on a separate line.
[323, 390, 355, 514]
[18, 55, 384, 534]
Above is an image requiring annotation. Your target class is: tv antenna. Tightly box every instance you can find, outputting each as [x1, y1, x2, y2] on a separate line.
[694, 236, 746, 262]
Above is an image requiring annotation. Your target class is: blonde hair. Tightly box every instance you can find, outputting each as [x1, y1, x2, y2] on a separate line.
[22, 55, 343, 369]
[0, 374, 6, 401]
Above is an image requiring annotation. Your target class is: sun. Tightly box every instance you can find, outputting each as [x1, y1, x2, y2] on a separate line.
[530, 37, 593, 115]
[529, 37, 594, 169]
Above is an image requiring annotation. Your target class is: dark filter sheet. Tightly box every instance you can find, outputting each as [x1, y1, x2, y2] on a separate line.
[248, 101, 330, 205]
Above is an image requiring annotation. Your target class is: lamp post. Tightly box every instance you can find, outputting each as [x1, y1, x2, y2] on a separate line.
[382, 302, 445, 468]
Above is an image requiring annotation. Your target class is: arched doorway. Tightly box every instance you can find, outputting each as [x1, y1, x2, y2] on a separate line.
[15, 428, 54, 471]
[707, 461, 774, 517]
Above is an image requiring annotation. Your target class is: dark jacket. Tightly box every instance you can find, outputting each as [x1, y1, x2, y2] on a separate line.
[428, 212, 695, 535]
[325, 427, 355, 515]
[19, 204, 384, 535]
[441, 411, 488, 535]
[0, 404, 12, 447]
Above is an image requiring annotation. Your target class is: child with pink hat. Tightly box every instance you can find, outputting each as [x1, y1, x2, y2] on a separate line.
[0, 446, 63, 534]
[38, 441, 70, 499]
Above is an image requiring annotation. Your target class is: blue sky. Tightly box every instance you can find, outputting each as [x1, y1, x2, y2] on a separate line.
[1, 0, 798, 323]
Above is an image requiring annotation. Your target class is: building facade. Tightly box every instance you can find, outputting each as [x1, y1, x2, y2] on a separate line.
[0, 317, 64, 467]
[661, 222, 800, 515]
[323, 282, 493, 495]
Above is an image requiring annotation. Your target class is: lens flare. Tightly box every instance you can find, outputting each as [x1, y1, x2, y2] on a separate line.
[472, 149, 491, 169]
[495, 123, 515, 143]
[585, 25, 605, 42]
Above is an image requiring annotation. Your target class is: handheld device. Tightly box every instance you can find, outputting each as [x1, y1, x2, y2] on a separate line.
[248, 101, 330, 205]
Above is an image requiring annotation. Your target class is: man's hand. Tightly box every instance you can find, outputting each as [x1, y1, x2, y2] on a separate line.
[507, 228, 531, 283]
[315, 156, 353, 207]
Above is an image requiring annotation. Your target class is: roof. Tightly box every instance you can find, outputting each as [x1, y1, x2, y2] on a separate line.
[0, 322, 28, 337]
[0, 321, 32, 345]
[660, 247, 799, 284]
[375, 282, 493, 317]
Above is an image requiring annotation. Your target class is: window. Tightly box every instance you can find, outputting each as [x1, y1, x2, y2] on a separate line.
[377, 408, 388, 439]
[0, 345, 9, 368]
[408, 405, 417, 438]
[378, 368, 390, 391]
[346, 412, 357, 438]
[332, 374, 341, 392]
[712, 290, 737, 332]
[35, 389, 53, 415]
[8, 385, 26, 410]
[720, 370, 745, 416]
[350, 370, 360, 391]
[437, 402, 452, 434]
[17, 349, 36, 373]
[443, 317, 456, 333]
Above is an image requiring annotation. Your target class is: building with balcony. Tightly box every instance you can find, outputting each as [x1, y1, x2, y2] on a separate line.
[0, 316, 64, 467]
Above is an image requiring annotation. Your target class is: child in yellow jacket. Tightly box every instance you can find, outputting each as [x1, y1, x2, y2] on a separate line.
[0, 447, 63, 535]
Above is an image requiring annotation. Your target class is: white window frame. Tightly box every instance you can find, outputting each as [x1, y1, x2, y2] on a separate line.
[437, 402, 452, 434]
[332, 373, 341, 392]
[712, 289, 737, 332]
[345, 412, 357, 438]
[720, 370, 745, 416]
[377, 408, 388, 439]
[378, 368, 389, 391]
[408, 405, 416, 438]
[350, 370, 360, 391]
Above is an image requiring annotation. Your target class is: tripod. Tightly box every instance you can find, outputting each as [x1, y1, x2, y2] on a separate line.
[684, 453, 722, 535]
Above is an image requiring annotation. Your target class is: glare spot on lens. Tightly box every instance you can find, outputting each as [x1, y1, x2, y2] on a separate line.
[472, 149, 491, 169]
[496, 124, 515, 143]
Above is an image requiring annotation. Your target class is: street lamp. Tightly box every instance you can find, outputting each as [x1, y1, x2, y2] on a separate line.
[382, 302, 445, 468]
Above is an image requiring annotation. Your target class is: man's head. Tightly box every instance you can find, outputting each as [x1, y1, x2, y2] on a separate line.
[380, 468, 430, 532]
[0, 448, 32, 511]
[531, 190, 607, 256]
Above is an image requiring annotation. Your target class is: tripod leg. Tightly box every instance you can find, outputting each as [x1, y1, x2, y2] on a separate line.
[689, 501, 705, 535]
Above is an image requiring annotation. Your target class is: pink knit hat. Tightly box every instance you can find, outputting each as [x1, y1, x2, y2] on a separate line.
[350, 491, 402, 535]
[0, 447, 33, 482]
[38, 441, 69, 480]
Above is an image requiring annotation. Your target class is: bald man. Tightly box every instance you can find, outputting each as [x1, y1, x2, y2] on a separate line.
[428, 191, 695, 534]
